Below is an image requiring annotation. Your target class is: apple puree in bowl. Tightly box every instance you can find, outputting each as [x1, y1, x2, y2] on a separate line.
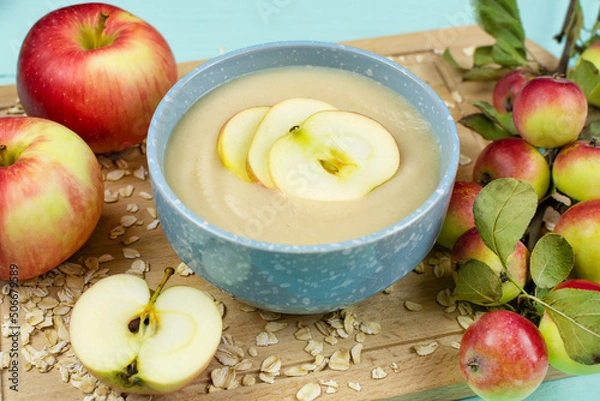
[164, 65, 440, 245]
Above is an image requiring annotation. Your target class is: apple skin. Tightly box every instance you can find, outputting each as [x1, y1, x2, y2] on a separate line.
[579, 41, 600, 107]
[512, 76, 587, 149]
[451, 227, 529, 306]
[492, 69, 534, 113]
[552, 139, 600, 201]
[472, 137, 551, 200]
[460, 310, 549, 401]
[553, 199, 600, 283]
[538, 279, 600, 375]
[0, 117, 104, 280]
[436, 181, 482, 250]
[16, 3, 177, 154]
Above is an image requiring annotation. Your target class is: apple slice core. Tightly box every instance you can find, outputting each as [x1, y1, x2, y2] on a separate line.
[247, 97, 337, 187]
[269, 110, 400, 201]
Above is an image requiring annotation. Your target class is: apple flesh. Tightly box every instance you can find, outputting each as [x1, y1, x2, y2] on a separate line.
[70, 268, 222, 395]
[553, 198, 600, 283]
[451, 227, 528, 306]
[492, 69, 534, 113]
[217, 106, 270, 181]
[436, 181, 482, 250]
[538, 279, 600, 375]
[579, 40, 600, 107]
[459, 310, 548, 401]
[512, 76, 587, 149]
[246, 97, 336, 187]
[16, 3, 177, 154]
[552, 139, 600, 201]
[472, 137, 551, 200]
[268, 110, 400, 201]
[0, 116, 103, 280]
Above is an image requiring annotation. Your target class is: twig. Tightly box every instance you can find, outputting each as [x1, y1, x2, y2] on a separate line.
[556, 0, 579, 75]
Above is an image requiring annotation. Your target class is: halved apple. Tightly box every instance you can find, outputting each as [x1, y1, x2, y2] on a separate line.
[247, 97, 337, 187]
[69, 268, 222, 395]
[268, 110, 400, 201]
[217, 106, 270, 181]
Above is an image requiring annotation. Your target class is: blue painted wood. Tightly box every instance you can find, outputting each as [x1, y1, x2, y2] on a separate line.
[1, 1, 599, 399]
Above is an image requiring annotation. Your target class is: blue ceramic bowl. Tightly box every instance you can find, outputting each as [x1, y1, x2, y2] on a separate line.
[147, 41, 460, 314]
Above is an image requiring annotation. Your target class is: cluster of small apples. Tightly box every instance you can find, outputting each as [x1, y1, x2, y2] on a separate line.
[217, 97, 400, 201]
[437, 46, 600, 400]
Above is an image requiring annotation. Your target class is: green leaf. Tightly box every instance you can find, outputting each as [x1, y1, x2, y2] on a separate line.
[530, 234, 574, 288]
[543, 288, 600, 365]
[473, 46, 495, 67]
[568, 59, 600, 101]
[471, 0, 528, 67]
[473, 178, 538, 264]
[463, 66, 513, 81]
[453, 259, 503, 305]
[471, 100, 518, 135]
[458, 113, 514, 141]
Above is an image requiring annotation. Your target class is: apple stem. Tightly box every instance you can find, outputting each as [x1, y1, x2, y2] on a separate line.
[93, 12, 110, 49]
[0, 144, 7, 167]
[149, 267, 175, 304]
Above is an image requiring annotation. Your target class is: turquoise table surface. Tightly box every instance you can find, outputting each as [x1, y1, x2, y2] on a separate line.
[1, 1, 600, 400]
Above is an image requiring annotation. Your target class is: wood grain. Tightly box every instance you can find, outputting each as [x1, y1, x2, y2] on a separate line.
[0, 25, 563, 401]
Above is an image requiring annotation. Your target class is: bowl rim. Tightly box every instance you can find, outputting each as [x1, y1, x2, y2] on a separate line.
[147, 40, 460, 254]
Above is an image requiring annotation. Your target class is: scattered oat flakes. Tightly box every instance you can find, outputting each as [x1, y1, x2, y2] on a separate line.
[265, 321, 288, 332]
[126, 203, 139, 213]
[122, 248, 141, 259]
[175, 262, 194, 276]
[413, 341, 439, 356]
[451, 90, 463, 103]
[146, 207, 157, 219]
[241, 374, 256, 386]
[139, 191, 153, 200]
[147, 219, 160, 230]
[304, 340, 323, 357]
[260, 355, 282, 375]
[119, 184, 135, 197]
[256, 331, 279, 347]
[122, 236, 140, 246]
[348, 381, 362, 392]
[284, 365, 309, 377]
[457, 315, 475, 330]
[120, 215, 138, 228]
[372, 366, 388, 379]
[404, 300, 423, 312]
[248, 346, 259, 358]
[104, 189, 119, 203]
[459, 154, 472, 166]
[413, 261, 426, 274]
[259, 310, 282, 321]
[436, 288, 455, 307]
[295, 326, 312, 341]
[133, 165, 146, 180]
[390, 362, 400, 373]
[106, 169, 126, 181]
[258, 372, 276, 384]
[296, 382, 321, 401]
[359, 321, 381, 335]
[328, 348, 350, 371]
[350, 343, 363, 365]
[109, 225, 126, 239]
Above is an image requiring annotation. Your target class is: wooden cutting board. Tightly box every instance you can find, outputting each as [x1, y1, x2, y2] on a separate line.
[0, 25, 564, 401]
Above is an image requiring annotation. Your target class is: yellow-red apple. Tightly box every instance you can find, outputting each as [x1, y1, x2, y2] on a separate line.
[553, 199, 600, 283]
[472, 137, 551, 200]
[451, 227, 529, 306]
[460, 310, 548, 401]
[512, 76, 587, 149]
[538, 279, 600, 375]
[0, 117, 103, 280]
[492, 69, 534, 113]
[552, 139, 600, 201]
[437, 180, 482, 250]
[16, 3, 177, 154]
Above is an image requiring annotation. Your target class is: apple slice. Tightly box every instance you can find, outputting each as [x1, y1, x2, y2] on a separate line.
[217, 106, 270, 181]
[70, 268, 222, 395]
[268, 110, 400, 201]
[247, 97, 337, 187]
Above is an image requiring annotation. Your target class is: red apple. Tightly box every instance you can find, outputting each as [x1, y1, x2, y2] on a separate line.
[460, 310, 548, 401]
[538, 279, 600, 375]
[579, 41, 600, 107]
[16, 3, 177, 154]
[553, 199, 600, 283]
[472, 137, 551, 200]
[436, 181, 482, 250]
[0, 117, 104, 280]
[552, 139, 600, 201]
[492, 69, 534, 113]
[512, 76, 588, 149]
[451, 227, 528, 306]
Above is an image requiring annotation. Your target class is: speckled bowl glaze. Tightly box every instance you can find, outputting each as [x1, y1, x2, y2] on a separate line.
[147, 41, 460, 314]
